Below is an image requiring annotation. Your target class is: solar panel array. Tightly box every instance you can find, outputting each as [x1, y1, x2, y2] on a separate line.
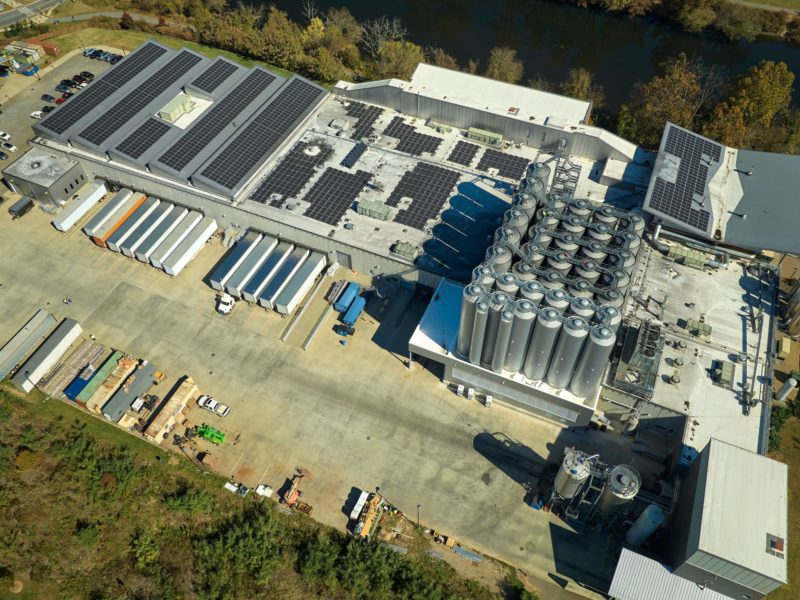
[39, 42, 168, 135]
[115, 118, 172, 159]
[250, 141, 333, 207]
[191, 60, 238, 93]
[386, 163, 461, 230]
[476, 148, 529, 180]
[303, 168, 371, 225]
[158, 69, 276, 171]
[447, 141, 479, 167]
[80, 52, 202, 146]
[384, 116, 442, 156]
[341, 141, 367, 168]
[647, 126, 722, 233]
[199, 78, 327, 191]
[344, 101, 383, 140]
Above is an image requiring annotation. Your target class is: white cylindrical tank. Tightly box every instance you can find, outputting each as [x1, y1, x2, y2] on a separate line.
[488, 244, 513, 273]
[570, 326, 616, 397]
[568, 280, 594, 299]
[548, 252, 573, 273]
[546, 316, 589, 390]
[491, 306, 515, 374]
[625, 504, 666, 546]
[777, 378, 798, 402]
[523, 308, 562, 381]
[561, 215, 586, 236]
[540, 270, 566, 290]
[581, 241, 608, 262]
[469, 300, 489, 365]
[554, 234, 579, 256]
[520, 280, 545, 304]
[545, 289, 570, 312]
[496, 272, 520, 296]
[554, 450, 591, 499]
[457, 284, 483, 358]
[513, 261, 538, 281]
[472, 265, 495, 287]
[594, 204, 619, 226]
[598, 465, 640, 515]
[505, 301, 537, 373]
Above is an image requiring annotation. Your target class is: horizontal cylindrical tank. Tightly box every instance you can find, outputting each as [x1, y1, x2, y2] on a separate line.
[482, 292, 511, 366]
[570, 326, 616, 397]
[625, 504, 666, 546]
[545, 289, 570, 312]
[469, 300, 489, 365]
[523, 308, 562, 381]
[546, 316, 589, 389]
[554, 450, 591, 499]
[505, 300, 537, 373]
[598, 465, 641, 515]
[777, 378, 798, 402]
[457, 284, 483, 357]
[491, 307, 515, 374]
[496, 272, 520, 296]
[520, 280, 545, 304]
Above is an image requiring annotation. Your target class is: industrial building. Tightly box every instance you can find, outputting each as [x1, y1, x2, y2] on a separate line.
[1, 38, 792, 598]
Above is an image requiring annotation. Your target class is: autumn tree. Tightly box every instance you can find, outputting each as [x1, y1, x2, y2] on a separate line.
[485, 47, 524, 84]
[325, 7, 362, 44]
[726, 61, 794, 129]
[702, 102, 749, 147]
[426, 47, 459, 70]
[261, 6, 305, 71]
[560, 68, 605, 116]
[372, 40, 424, 80]
[600, 0, 660, 17]
[669, 0, 721, 32]
[360, 16, 407, 59]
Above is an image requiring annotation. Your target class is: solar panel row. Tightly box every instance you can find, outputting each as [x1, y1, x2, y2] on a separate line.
[158, 69, 276, 171]
[386, 163, 460, 230]
[344, 101, 383, 140]
[39, 42, 168, 135]
[115, 118, 172, 159]
[191, 60, 238, 93]
[250, 141, 333, 207]
[341, 141, 367, 169]
[80, 51, 202, 146]
[447, 141, 479, 167]
[383, 116, 442, 156]
[199, 78, 327, 191]
[476, 148, 529, 180]
[303, 168, 372, 225]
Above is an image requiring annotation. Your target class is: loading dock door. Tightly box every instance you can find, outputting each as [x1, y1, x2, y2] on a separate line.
[336, 251, 352, 270]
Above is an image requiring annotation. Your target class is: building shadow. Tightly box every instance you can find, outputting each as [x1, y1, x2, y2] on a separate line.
[472, 431, 549, 503]
[549, 522, 616, 594]
[363, 278, 430, 358]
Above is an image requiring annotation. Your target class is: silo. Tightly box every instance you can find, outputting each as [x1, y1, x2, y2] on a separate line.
[512, 261, 538, 281]
[487, 244, 512, 273]
[491, 306, 515, 374]
[619, 231, 641, 252]
[595, 305, 622, 330]
[554, 450, 592, 499]
[597, 465, 640, 516]
[481, 292, 511, 366]
[505, 300, 537, 373]
[568, 280, 594, 299]
[594, 204, 619, 226]
[495, 226, 521, 248]
[544, 289, 570, 312]
[625, 504, 666, 546]
[574, 260, 601, 283]
[554, 233, 579, 256]
[599, 289, 624, 308]
[606, 249, 636, 273]
[531, 225, 553, 248]
[570, 297, 595, 319]
[535, 208, 559, 229]
[588, 222, 613, 243]
[469, 300, 490, 365]
[523, 308, 562, 381]
[547, 252, 573, 274]
[529, 161, 551, 185]
[457, 284, 483, 357]
[561, 215, 586, 236]
[581, 241, 608, 262]
[496, 272, 520, 296]
[602, 269, 630, 292]
[514, 193, 537, 218]
[776, 378, 797, 402]
[520, 280, 545, 304]
[540, 270, 566, 290]
[472, 265, 495, 287]
[568, 199, 592, 218]
[626, 213, 646, 236]
[547, 316, 589, 389]
[505, 208, 530, 237]
[570, 326, 616, 397]
[523, 243, 546, 267]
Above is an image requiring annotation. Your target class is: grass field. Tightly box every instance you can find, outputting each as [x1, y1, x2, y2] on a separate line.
[769, 417, 800, 599]
[733, 0, 800, 9]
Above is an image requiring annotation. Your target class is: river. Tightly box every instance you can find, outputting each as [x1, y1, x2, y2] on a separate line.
[266, 0, 800, 110]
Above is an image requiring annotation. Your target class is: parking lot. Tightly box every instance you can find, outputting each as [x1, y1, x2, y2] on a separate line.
[0, 54, 643, 599]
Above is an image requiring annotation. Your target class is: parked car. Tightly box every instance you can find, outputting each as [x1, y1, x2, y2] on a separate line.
[41, 93, 55, 102]
[55, 97, 66, 104]
[30, 110, 43, 119]
[60, 79, 79, 89]
[99, 52, 113, 61]
[89, 49, 104, 59]
[0, 131, 10, 141]
[55, 84, 71, 94]
[82, 47, 96, 57]
[110, 55, 122, 64]
[61, 92, 74, 100]
[8, 196, 33, 218]
[0, 151, 7, 161]
[197, 395, 230, 417]
[41, 106, 55, 114]
[80, 70, 95, 80]
[1, 142, 17, 152]
[216, 293, 236, 315]
[72, 76, 88, 87]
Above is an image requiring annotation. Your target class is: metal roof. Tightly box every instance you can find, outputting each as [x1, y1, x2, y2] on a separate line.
[609, 548, 733, 600]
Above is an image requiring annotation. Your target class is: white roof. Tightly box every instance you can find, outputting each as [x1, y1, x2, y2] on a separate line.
[609, 548, 733, 600]
[407, 63, 591, 128]
[696, 439, 788, 584]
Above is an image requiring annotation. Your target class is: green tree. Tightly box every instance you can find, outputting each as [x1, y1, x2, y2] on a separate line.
[485, 46, 524, 84]
[601, 0, 659, 16]
[300, 532, 340, 590]
[427, 46, 459, 70]
[303, 16, 326, 50]
[305, 47, 348, 83]
[616, 104, 639, 143]
[727, 61, 794, 129]
[372, 40, 424, 79]
[715, 5, 761, 41]
[261, 6, 305, 70]
[670, 0, 721, 32]
[560, 67, 605, 121]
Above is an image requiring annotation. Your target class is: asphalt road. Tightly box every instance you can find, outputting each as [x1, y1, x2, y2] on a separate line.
[0, 0, 63, 28]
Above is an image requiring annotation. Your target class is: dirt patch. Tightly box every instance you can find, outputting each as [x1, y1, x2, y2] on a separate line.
[9, 579, 23, 594]
[14, 450, 40, 472]
[100, 472, 118, 488]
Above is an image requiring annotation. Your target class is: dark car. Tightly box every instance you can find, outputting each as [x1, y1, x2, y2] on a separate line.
[42, 106, 55, 114]
[61, 92, 74, 100]
[89, 49, 104, 59]
[59, 79, 77, 88]
[41, 94, 55, 102]
[80, 71, 94, 80]
[55, 84, 71, 94]
[110, 55, 122, 64]
[72, 75, 87, 84]
[0, 151, 8, 161]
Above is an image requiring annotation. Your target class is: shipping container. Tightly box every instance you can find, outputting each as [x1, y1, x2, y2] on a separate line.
[342, 295, 366, 327]
[90, 192, 146, 247]
[52, 179, 107, 232]
[120, 202, 173, 258]
[0, 309, 56, 380]
[241, 242, 293, 303]
[208, 231, 262, 291]
[258, 247, 309, 310]
[75, 350, 123, 407]
[150, 210, 202, 269]
[144, 376, 198, 443]
[63, 364, 96, 401]
[275, 252, 326, 315]
[82, 188, 132, 236]
[10, 318, 83, 393]
[105, 197, 160, 253]
[162, 217, 218, 276]
[85, 354, 138, 414]
[334, 282, 361, 313]
[225, 235, 277, 297]
[134, 206, 187, 263]
[101, 361, 160, 422]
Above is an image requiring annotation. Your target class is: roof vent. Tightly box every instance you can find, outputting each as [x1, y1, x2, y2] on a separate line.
[508, 106, 520, 115]
[31, 161, 41, 169]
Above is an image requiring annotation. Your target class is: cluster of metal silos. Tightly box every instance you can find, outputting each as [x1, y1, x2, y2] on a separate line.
[455, 161, 645, 399]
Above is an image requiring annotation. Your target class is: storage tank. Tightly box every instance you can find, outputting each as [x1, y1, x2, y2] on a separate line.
[520, 280, 545, 304]
[505, 300, 536, 373]
[512, 261, 537, 281]
[544, 289, 570, 312]
[789, 313, 800, 337]
[491, 306, 515, 374]
[514, 193, 537, 218]
[496, 272, 520, 296]
[481, 292, 511, 366]
[593, 204, 619, 226]
[523, 308, 562, 381]
[605, 249, 636, 273]
[595, 305, 622, 330]
[523, 244, 546, 267]
[495, 226, 521, 248]
[561, 215, 586, 235]
[588, 222, 613, 243]
[546, 316, 589, 390]
[597, 465, 640, 515]
[568, 199, 592, 217]
[626, 505, 666, 546]
[599, 289, 624, 308]
[570, 326, 616, 397]
[569, 297, 595, 319]
[487, 244, 512, 273]
[619, 231, 641, 252]
[547, 252, 573, 273]
[581, 241, 608, 262]
[531, 225, 553, 248]
[777, 378, 798, 402]
[472, 265, 495, 287]
[457, 284, 483, 357]
[568, 279, 594, 299]
[540, 270, 565, 290]
[554, 233, 579, 256]
[574, 260, 601, 283]
[469, 300, 489, 365]
[626, 213, 646, 235]
[504, 208, 529, 237]
[535, 208, 559, 229]
[554, 450, 591, 499]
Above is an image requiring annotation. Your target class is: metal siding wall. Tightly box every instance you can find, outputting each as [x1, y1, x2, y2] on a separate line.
[687, 551, 779, 596]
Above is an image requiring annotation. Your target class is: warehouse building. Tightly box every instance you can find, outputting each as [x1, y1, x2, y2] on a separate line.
[3, 146, 87, 207]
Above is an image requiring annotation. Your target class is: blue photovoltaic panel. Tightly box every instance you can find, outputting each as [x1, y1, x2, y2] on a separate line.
[157, 69, 276, 172]
[192, 60, 238, 93]
[79, 51, 202, 146]
[199, 78, 327, 191]
[115, 118, 172, 159]
[341, 141, 367, 169]
[39, 42, 168, 135]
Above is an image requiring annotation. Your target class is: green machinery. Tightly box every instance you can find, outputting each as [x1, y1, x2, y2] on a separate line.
[196, 423, 226, 445]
